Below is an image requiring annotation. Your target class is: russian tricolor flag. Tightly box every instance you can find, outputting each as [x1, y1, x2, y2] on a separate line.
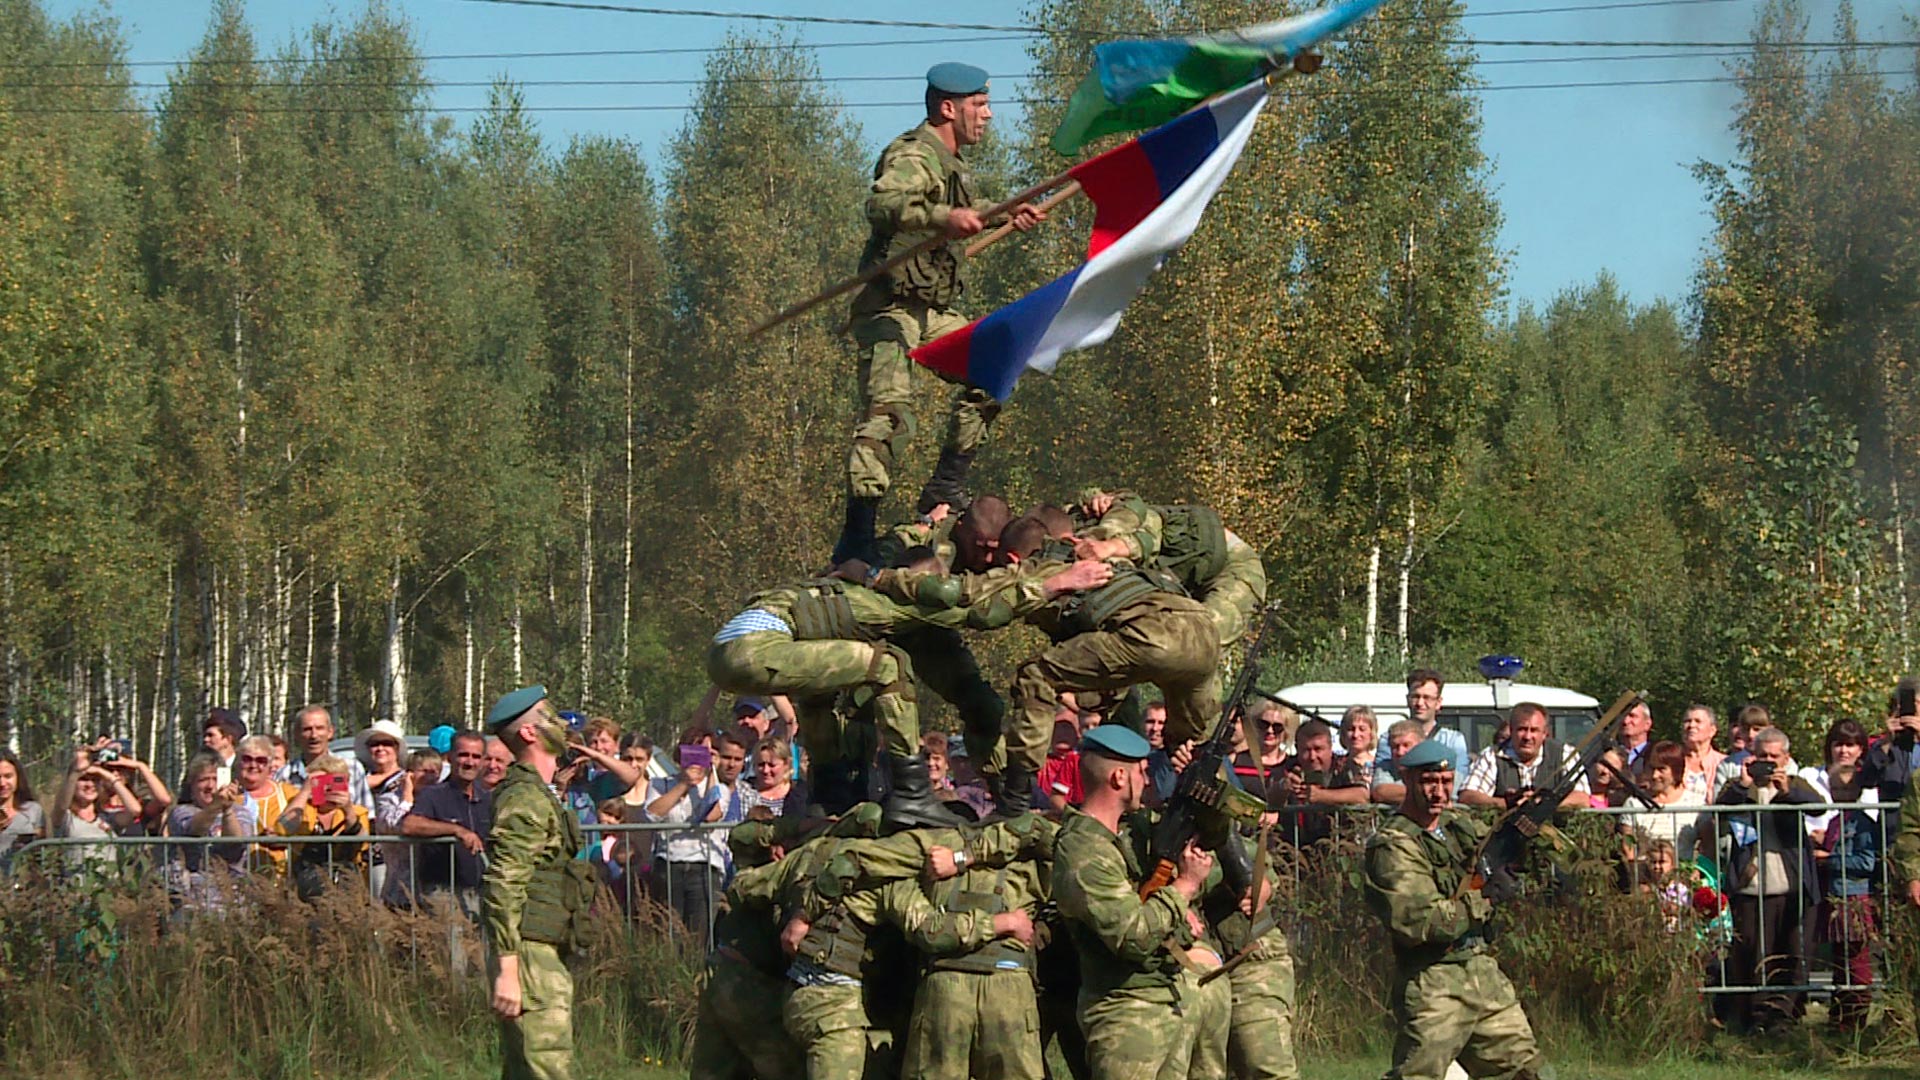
[911, 79, 1268, 401]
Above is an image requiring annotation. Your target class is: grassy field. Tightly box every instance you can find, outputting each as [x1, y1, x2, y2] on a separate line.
[395, 1053, 1920, 1080]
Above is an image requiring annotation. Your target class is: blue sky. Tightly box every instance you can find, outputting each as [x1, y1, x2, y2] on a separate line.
[40, 0, 1906, 309]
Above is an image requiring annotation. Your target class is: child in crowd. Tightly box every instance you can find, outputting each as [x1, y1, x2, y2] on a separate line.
[1039, 718, 1084, 812]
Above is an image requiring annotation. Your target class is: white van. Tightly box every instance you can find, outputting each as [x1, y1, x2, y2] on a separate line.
[1271, 681, 1601, 757]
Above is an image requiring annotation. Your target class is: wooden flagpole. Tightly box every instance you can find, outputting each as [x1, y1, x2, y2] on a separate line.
[746, 169, 1079, 338]
[963, 179, 1085, 258]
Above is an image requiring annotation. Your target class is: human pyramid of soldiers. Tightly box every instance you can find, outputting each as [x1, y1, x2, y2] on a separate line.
[478, 62, 1548, 1080]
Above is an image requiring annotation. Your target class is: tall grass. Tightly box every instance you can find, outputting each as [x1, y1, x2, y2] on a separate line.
[2, 832, 1916, 1078]
[0, 856, 702, 1080]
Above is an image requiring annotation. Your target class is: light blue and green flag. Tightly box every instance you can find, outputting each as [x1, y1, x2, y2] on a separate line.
[1050, 0, 1389, 156]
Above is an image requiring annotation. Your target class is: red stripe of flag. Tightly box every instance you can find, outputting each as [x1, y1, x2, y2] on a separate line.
[1069, 138, 1162, 260]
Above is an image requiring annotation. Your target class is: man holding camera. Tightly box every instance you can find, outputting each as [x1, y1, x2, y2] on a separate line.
[484, 685, 596, 1080]
[1712, 726, 1823, 1035]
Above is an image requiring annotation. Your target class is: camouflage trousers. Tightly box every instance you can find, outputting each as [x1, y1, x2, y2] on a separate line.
[1226, 949, 1298, 1080]
[848, 301, 999, 500]
[1078, 973, 1217, 1080]
[1197, 534, 1267, 651]
[1008, 596, 1220, 775]
[689, 955, 802, 1080]
[497, 941, 574, 1080]
[1184, 966, 1233, 1080]
[708, 631, 920, 760]
[902, 968, 1043, 1080]
[1387, 953, 1544, 1080]
[783, 980, 882, 1080]
[895, 624, 1007, 776]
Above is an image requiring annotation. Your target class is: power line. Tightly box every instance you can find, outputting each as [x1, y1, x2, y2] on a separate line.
[1, 35, 1909, 73]
[0, 65, 1899, 114]
[11, 45, 1905, 92]
[445, 0, 1759, 34]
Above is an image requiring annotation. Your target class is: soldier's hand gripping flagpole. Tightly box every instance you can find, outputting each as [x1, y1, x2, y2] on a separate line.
[746, 169, 1079, 338]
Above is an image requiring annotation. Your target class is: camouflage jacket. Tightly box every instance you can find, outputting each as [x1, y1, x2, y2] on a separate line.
[1051, 807, 1194, 998]
[852, 123, 994, 312]
[1362, 809, 1491, 968]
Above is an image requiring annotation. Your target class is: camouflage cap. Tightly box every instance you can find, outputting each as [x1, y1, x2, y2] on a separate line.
[927, 61, 989, 96]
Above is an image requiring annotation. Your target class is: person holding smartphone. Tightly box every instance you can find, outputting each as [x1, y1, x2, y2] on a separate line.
[279, 755, 372, 900]
[643, 725, 729, 951]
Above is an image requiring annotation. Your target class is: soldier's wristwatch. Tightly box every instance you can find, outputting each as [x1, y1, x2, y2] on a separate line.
[952, 849, 972, 871]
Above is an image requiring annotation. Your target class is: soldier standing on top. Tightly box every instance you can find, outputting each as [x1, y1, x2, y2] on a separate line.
[832, 62, 1046, 565]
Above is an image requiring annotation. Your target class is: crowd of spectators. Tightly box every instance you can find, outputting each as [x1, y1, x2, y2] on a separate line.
[4, 665, 1919, 1036]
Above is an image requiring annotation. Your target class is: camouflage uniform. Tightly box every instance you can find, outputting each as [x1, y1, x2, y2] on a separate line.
[875, 558, 1220, 781]
[878, 514, 1009, 776]
[1051, 807, 1210, 1080]
[876, 816, 1057, 1080]
[1076, 491, 1267, 651]
[847, 123, 999, 504]
[687, 814, 881, 1080]
[484, 762, 589, 1080]
[1894, 780, 1920, 1025]
[1363, 810, 1545, 1080]
[781, 819, 1053, 1080]
[1202, 884, 1298, 1080]
[707, 571, 1049, 813]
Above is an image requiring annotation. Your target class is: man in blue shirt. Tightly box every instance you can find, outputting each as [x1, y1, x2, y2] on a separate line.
[1373, 669, 1469, 793]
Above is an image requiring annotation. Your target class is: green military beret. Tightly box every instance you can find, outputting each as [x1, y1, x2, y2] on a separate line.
[927, 61, 989, 97]
[1399, 739, 1457, 773]
[1080, 725, 1152, 762]
[486, 684, 547, 734]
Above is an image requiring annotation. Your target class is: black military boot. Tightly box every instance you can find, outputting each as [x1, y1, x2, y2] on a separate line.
[991, 766, 1034, 819]
[915, 449, 975, 516]
[882, 753, 967, 830]
[831, 494, 881, 566]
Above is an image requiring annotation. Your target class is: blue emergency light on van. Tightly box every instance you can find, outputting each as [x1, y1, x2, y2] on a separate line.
[1477, 654, 1526, 681]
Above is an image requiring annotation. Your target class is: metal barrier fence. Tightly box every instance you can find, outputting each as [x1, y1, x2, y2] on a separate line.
[5, 802, 1911, 1008]
[7, 820, 738, 950]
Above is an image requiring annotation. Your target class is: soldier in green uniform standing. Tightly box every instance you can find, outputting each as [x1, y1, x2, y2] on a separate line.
[832, 62, 1045, 565]
[1052, 727, 1225, 1080]
[706, 559, 1110, 826]
[775, 819, 1058, 1080]
[483, 685, 597, 1080]
[1363, 740, 1547, 1080]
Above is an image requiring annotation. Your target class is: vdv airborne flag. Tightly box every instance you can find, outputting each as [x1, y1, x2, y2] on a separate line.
[1050, 0, 1388, 156]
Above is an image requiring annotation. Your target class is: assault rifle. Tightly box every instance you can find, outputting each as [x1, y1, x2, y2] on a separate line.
[1138, 609, 1281, 902]
[1462, 688, 1646, 902]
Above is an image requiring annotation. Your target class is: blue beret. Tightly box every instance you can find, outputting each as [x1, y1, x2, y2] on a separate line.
[428, 724, 456, 754]
[1399, 739, 1457, 772]
[927, 61, 989, 96]
[1081, 725, 1152, 762]
[486, 685, 548, 734]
